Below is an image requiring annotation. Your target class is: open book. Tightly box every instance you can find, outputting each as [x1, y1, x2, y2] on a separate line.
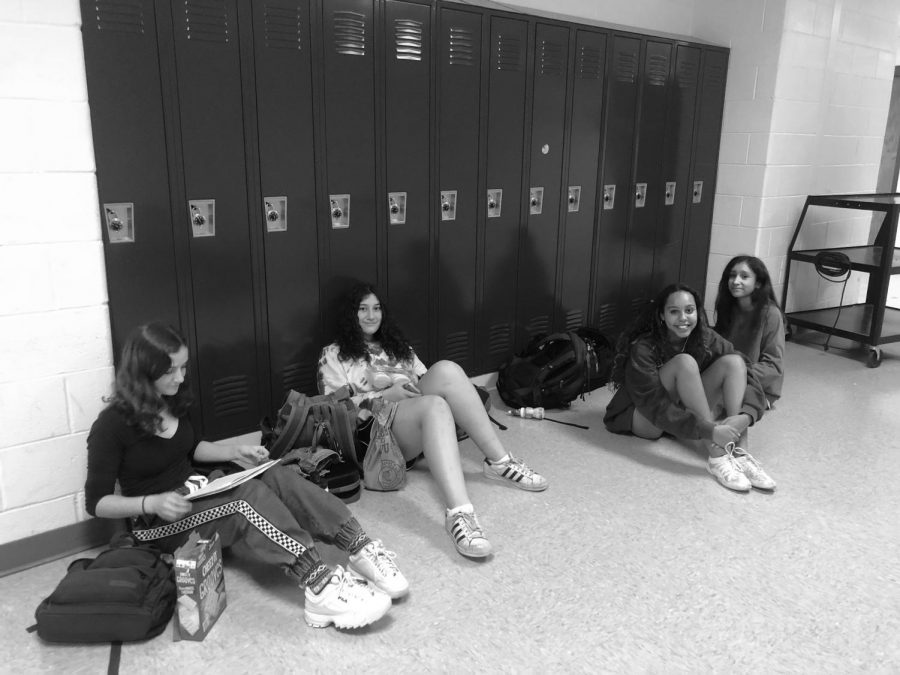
[185, 459, 280, 501]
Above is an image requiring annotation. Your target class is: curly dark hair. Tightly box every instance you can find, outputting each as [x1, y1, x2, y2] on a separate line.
[106, 322, 194, 435]
[713, 255, 781, 337]
[609, 283, 711, 389]
[333, 282, 415, 363]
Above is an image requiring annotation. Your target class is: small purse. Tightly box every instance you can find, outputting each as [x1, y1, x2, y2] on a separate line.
[362, 398, 406, 491]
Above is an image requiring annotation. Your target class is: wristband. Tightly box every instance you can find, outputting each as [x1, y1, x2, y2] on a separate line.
[141, 495, 148, 517]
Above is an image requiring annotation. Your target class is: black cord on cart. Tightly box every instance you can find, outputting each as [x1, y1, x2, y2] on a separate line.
[813, 251, 852, 351]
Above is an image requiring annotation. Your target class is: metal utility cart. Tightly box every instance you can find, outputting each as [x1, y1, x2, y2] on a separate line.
[781, 193, 900, 367]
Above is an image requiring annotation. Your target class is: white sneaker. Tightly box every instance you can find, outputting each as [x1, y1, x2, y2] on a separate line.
[304, 565, 391, 629]
[445, 509, 493, 558]
[733, 447, 776, 490]
[707, 443, 751, 492]
[483, 455, 548, 492]
[348, 540, 409, 599]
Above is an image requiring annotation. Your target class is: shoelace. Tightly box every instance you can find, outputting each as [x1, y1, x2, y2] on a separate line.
[366, 542, 399, 576]
[504, 455, 535, 478]
[453, 511, 485, 539]
[719, 442, 745, 479]
[732, 447, 765, 474]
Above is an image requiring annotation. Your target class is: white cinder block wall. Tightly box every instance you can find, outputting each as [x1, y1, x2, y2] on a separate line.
[0, 0, 898, 550]
[0, 1, 113, 545]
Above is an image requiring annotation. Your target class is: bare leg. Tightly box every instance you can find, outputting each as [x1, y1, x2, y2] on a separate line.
[417, 360, 507, 463]
[391, 394, 470, 509]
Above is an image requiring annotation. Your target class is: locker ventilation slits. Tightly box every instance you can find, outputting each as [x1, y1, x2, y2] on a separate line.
[526, 315, 550, 337]
[495, 34, 523, 72]
[447, 27, 475, 67]
[539, 40, 564, 77]
[264, 3, 302, 51]
[281, 361, 313, 394]
[706, 59, 727, 89]
[212, 375, 250, 417]
[677, 57, 699, 89]
[488, 323, 512, 355]
[444, 331, 470, 363]
[333, 10, 366, 56]
[92, 0, 145, 34]
[646, 53, 669, 86]
[395, 19, 423, 61]
[565, 309, 584, 332]
[614, 49, 637, 84]
[595, 303, 617, 334]
[184, 0, 230, 43]
[578, 45, 603, 80]
[630, 296, 646, 316]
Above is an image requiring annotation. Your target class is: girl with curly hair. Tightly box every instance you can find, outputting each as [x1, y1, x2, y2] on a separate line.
[318, 282, 548, 559]
[713, 255, 785, 407]
[603, 283, 775, 491]
[85, 322, 408, 630]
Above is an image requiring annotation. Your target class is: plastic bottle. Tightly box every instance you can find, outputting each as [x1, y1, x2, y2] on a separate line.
[507, 406, 545, 420]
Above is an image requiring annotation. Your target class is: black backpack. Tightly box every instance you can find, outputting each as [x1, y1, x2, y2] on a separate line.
[574, 326, 614, 392]
[497, 331, 591, 409]
[32, 535, 176, 644]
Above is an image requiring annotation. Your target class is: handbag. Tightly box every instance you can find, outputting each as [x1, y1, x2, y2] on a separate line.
[261, 386, 359, 467]
[362, 398, 406, 491]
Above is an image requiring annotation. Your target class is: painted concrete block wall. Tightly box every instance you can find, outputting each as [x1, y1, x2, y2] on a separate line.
[0, 0, 114, 546]
[694, 0, 900, 315]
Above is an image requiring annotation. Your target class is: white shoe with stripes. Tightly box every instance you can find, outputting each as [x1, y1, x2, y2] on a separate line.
[483, 455, 548, 492]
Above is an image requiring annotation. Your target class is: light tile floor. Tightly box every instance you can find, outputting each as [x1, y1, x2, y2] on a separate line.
[4, 333, 899, 673]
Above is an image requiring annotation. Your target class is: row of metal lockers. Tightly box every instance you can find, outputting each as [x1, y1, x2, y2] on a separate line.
[82, 0, 728, 439]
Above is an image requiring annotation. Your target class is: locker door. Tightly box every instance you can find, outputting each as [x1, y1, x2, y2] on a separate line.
[319, 0, 378, 311]
[170, 0, 261, 438]
[251, 0, 321, 400]
[681, 49, 728, 296]
[383, 0, 431, 359]
[623, 39, 672, 316]
[557, 29, 606, 332]
[652, 44, 700, 291]
[81, 0, 181, 359]
[518, 22, 570, 344]
[435, 7, 482, 371]
[592, 35, 640, 335]
[480, 15, 529, 372]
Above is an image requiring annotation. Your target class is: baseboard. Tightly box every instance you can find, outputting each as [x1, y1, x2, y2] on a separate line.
[0, 518, 120, 578]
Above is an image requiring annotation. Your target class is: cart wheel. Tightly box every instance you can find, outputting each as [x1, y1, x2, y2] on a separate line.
[866, 347, 882, 368]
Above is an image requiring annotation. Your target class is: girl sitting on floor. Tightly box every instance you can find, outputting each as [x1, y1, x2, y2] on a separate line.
[317, 282, 547, 559]
[85, 322, 407, 631]
[713, 255, 785, 409]
[604, 283, 775, 492]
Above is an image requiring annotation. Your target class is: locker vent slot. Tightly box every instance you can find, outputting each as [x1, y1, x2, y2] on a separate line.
[630, 296, 646, 316]
[444, 331, 470, 362]
[212, 375, 249, 416]
[395, 19, 423, 61]
[578, 45, 603, 80]
[264, 3, 303, 50]
[565, 309, 584, 331]
[646, 53, 669, 86]
[447, 27, 475, 67]
[526, 315, 551, 337]
[539, 39, 564, 77]
[595, 303, 618, 334]
[676, 56, 699, 89]
[614, 49, 637, 83]
[282, 361, 314, 394]
[488, 323, 512, 355]
[184, 0, 230, 44]
[333, 10, 366, 56]
[92, 0, 145, 34]
[495, 33, 523, 72]
[706, 58, 727, 89]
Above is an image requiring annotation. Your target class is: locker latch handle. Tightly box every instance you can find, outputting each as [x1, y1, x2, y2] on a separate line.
[265, 201, 279, 222]
[191, 205, 206, 227]
[106, 208, 123, 231]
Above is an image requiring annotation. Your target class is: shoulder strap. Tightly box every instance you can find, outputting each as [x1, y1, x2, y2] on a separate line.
[268, 393, 313, 459]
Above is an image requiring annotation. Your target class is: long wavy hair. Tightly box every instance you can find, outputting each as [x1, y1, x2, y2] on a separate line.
[106, 322, 194, 435]
[713, 255, 781, 337]
[609, 283, 711, 389]
[333, 282, 415, 363]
